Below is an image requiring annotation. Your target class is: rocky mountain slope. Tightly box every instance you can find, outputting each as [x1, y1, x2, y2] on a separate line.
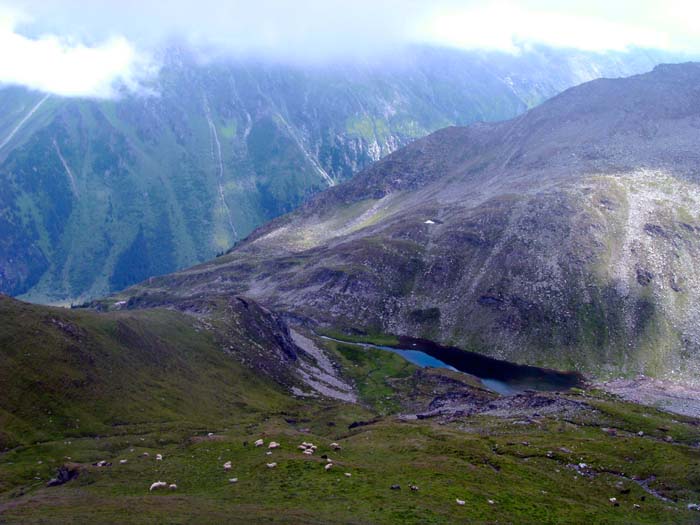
[118, 62, 700, 383]
[0, 45, 675, 303]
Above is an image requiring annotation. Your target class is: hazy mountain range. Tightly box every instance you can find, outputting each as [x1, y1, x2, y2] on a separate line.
[0, 44, 679, 303]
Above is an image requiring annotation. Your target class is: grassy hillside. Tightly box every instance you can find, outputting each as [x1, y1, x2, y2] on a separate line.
[2, 296, 700, 523]
[0, 296, 294, 451]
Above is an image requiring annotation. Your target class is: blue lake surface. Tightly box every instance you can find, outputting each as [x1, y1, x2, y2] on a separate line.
[377, 345, 458, 371]
[323, 336, 582, 396]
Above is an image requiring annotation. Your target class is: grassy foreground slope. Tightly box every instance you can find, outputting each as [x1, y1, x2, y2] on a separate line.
[2, 296, 700, 523]
[0, 295, 294, 450]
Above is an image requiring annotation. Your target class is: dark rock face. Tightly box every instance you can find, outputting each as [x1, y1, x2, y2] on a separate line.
[120, 63, 700, 382]
[46, 465, 80, 487]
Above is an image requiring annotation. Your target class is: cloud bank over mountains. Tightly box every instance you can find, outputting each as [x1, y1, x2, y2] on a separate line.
[0, 0, 696, 98]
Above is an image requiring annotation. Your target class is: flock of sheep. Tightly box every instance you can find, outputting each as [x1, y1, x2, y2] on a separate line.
[146, 437, 350, 493]
[143, 436, 478, 507]
[86, 434, 487, 509]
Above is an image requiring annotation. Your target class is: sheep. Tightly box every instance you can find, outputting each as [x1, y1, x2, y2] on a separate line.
[142, 452, 150, 457]
[168, 484, 177, 490]
[266, 462, 277, 468]
[223, 461, 232, 471]
[330, 442, 341, 450]
[303, 449, 314, 455]
[266, 451, 272, 456]
[324, 463, 333, 470]
[207, 432, 214, 437]
[487, 499, 495, 505]
[297, 445, 307, 451]
[149, 481, 168, 492]
[119, 459, 128, 464]
[456, 499, 465, 506]
[268, 441, 280, 449]
[156, 454, 163, 461]
[254, 439, 264, 447]
[344, 473, 352, 477]
[229, 478, 238, 483]
[326, 458, 332, 463]
[410, 485, 419, 492]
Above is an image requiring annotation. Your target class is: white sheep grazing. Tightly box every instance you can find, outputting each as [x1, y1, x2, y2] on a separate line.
[266, 462, 277, 468]
[266, 451, 272, 456]
[142, 452, 150, 457]
[324, 463, 333, 471]
[254, 439, 264, 447]
[303, 449, 314, 455]
[119, 459, 128, 464]
[330, 442, 341, 450]
[456, 499, 465, 506]
[149, 481, 168, 492]
[223, 461, 232, 471]
[229, 478, 238, 483]
[169, 484, 177, 490]
[297, 445, 307, 451]
[344, 472, 352, 477]
[268, 441, 280, 449]
[156, 454, 163, 461]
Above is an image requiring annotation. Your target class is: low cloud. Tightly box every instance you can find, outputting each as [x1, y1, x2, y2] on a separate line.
[0, 1, 697, 98]
[0, 6, 156, 98]
[421, 2, 669, 53]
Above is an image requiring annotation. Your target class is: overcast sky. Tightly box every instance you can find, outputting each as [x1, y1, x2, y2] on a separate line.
[0, 0, 697, 97]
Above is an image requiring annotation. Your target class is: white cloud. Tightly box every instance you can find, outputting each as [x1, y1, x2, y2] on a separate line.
[0, 6, 156, 98]
[0, 0, 698, 98]
[420, 1, 670, 53]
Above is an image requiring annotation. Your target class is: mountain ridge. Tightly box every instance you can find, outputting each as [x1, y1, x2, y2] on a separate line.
[0, 45, 679, 303]
[115, 62, 700, 383]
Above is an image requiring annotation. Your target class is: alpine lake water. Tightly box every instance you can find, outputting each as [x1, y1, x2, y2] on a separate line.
[323, 335, 583, 396]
